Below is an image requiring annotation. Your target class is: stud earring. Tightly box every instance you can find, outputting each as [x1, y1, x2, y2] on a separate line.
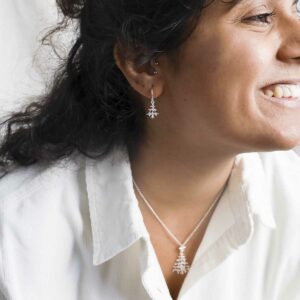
[152, 59, 159, 75]
[146, 88, 159, 119]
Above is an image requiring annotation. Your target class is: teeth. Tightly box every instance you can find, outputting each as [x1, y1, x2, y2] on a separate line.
[283, 86, 291, 98]
[274, 86, 284, 98]
[264, 84, 300, 99]
[265, 89, 274, 97]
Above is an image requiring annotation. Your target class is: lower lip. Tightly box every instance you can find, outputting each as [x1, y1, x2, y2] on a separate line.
[261, 92, 300, 109]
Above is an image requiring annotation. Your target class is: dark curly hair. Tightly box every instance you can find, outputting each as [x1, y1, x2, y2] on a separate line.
[0, 0, 231, 178]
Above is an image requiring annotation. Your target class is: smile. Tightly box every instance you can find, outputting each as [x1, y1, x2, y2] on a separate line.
[261, 91, 300, 109]
[263, 84, 300, 100]
[260, 83, 300, 109]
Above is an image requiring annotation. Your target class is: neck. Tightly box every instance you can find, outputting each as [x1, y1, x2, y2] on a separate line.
[129, 141, 236, 220]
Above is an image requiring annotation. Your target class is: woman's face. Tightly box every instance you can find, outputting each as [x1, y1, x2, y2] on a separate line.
[157, 0, 300, 153]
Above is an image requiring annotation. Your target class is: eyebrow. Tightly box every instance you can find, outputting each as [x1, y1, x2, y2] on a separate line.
[220, 0, 254, 13]
[222, 0, 249, 9]
[228, 0, 244, 6]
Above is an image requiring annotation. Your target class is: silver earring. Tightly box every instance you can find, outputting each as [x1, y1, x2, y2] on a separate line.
[146, 88, 159, 119]
[152, 59, 159, 75]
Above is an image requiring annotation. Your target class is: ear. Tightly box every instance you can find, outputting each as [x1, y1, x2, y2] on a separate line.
[113, 43, 164, 101]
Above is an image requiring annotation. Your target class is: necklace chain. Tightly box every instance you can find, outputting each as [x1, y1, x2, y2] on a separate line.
[132, 161, 235, 275]
[132, 177, 229, 248]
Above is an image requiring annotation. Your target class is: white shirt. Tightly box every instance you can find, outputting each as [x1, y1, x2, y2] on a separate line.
[0, 147, 300, 300]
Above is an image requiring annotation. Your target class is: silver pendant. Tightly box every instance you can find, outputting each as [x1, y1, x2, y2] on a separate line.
[146, 98, 159, 119]
[172, 245, 190, 275]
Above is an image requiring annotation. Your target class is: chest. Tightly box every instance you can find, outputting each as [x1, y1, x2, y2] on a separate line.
[142, 212, 211, 300]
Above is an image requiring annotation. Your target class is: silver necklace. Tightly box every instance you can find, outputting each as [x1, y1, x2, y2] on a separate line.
[132, 178, 229, 275]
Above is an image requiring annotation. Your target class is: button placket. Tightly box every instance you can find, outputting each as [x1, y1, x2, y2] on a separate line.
[139, 237, 172, 299]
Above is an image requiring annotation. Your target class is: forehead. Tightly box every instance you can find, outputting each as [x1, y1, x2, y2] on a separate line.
[224, 0, 298, 8]
[222, 0, 263, 9]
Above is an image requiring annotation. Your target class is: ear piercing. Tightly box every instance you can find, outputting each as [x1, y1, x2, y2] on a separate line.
[146, 59, 159, 119]
[146, 87, 159, 119]
[152, 59, 159, 75]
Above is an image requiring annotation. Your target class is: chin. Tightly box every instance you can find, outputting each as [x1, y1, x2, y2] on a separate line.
[257, 130, 300, 152]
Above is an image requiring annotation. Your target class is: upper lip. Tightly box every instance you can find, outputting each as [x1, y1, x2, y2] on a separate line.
[262, 79, 300, 88]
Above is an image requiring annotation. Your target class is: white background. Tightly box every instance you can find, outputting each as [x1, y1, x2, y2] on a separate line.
[0, 0, 60, 115]
[0, 1, 300, 154]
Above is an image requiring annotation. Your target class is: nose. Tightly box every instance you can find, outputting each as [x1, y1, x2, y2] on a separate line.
[277, 15, 300, 63]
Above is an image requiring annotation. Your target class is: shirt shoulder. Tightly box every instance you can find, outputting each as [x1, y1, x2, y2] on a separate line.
[0, 154, 90, 299]
[0, 153, 87, 213]
[257, 149, 300, 198]
[257, 150, 300, 289]
[257, 149, 300, 205]
[258, 148, 300, 172]
[258, 149, 300, 244]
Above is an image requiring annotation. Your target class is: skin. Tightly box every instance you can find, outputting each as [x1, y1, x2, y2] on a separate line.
[114, 0, 300, 298]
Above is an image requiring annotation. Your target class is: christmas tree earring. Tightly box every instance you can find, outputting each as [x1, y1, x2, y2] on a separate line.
[146, 87, 159, 119]
[146, 59, 159, 119]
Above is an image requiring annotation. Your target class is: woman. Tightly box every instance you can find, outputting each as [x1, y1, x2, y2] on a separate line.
[1, 0, 300, 299]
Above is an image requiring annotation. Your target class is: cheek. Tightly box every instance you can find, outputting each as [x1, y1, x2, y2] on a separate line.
[192, 23, 272, 78]
[205, 30, 271, 92]
[176, 31, 265, 111]
[171, 29, 275, 134]
[187, 29, 275, 114]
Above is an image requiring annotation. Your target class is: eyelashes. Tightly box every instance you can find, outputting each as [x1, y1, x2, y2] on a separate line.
[243, 10, 277, 24]
[242, 1, 300, 25]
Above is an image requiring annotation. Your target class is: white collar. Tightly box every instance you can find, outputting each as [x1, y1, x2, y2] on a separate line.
[85, 148, 276, 266]
[231, 152, 276, 229]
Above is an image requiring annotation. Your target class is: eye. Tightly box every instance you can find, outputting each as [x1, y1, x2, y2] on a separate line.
[293, 0, 300, 17]
[243, 11, 277, 24]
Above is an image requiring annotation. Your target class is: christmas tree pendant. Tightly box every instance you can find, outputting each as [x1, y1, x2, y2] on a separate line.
[172, 245, 190, 275]
[146, 98, 159, 119]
